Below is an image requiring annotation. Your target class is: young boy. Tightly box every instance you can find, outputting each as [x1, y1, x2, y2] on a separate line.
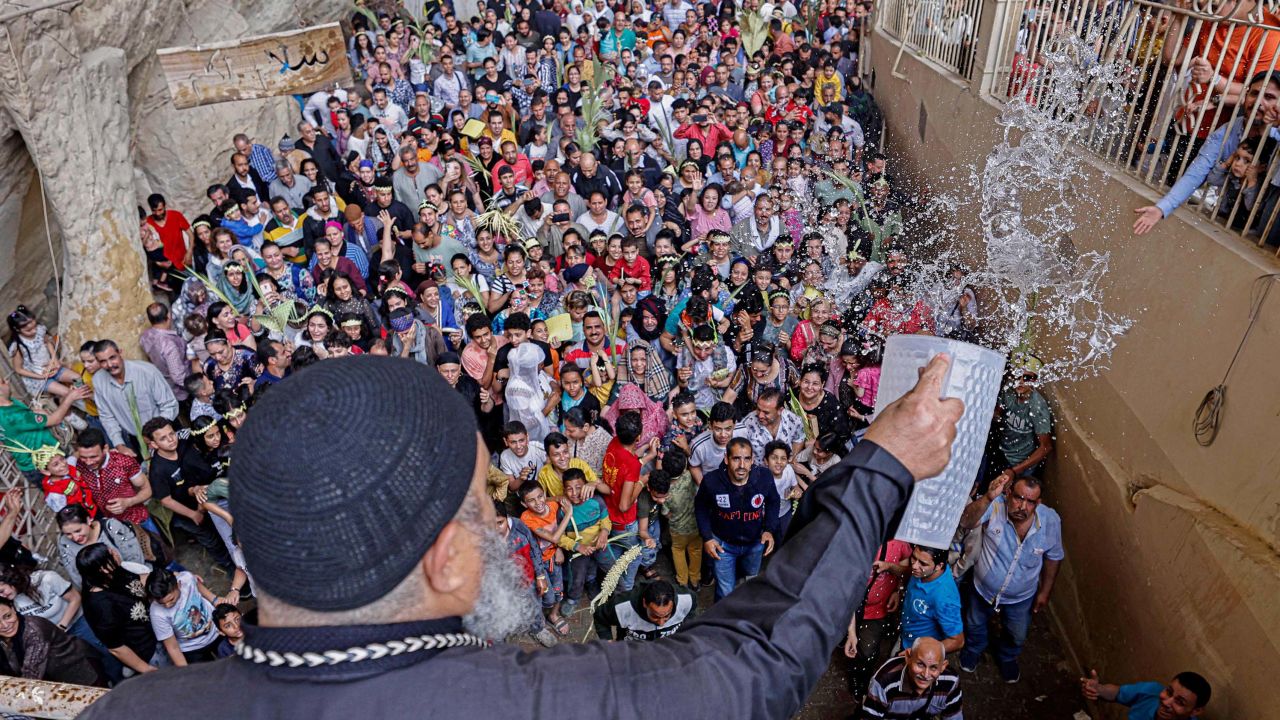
[608, 237, 652, 292]
[677, 323, 736, 412]
[687, 401, 740, 484]
[661, 392, 704, 456]
[146, 568, 222, 666]
[661, 447, 702, 591]
[40, 453, 97, 516]
[635, 470, 670, 581]
[144, 417, 237, 574]
[764, 440, 805, 540]
[212, 603, 244, 658]
[73, 341, 101, 425]
[518, 483, 571, 634]
[498, 421, 548, 495]
[557, 469, 612, 613]
[493, 501, 559, 648]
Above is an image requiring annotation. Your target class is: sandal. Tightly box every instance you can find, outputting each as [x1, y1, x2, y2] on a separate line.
[549, 616, 571, 636]
[641, 567, 660, 581]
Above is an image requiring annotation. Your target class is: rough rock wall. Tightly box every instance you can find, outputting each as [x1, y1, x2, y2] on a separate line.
[0, 0, 346, 353]
[131, 0, 347, 213]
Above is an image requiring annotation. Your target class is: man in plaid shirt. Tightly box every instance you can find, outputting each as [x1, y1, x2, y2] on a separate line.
[73, 428, 152, 527]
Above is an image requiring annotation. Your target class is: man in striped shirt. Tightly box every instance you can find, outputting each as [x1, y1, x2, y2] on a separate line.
[859, 637, 963, 719]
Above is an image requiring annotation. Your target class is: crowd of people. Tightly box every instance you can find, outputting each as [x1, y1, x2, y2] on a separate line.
[0, 0, 1215, 717]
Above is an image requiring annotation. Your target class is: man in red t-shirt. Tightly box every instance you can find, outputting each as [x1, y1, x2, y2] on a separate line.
[145, 193, 193, 270]
[844, 539, 912, 698]
[600, 411, 659, 596]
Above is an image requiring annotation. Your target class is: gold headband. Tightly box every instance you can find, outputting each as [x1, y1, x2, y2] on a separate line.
[3, 441, 62, 471]
[305, 306, 334, 322]
[223, 405, 247, 422]
[191, 422, 219, 436]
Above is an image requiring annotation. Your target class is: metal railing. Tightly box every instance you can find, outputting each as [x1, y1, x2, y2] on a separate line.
[981, 0, 1280, 256]
[0, 351, 67, 566]
[879, 0, 984, 79]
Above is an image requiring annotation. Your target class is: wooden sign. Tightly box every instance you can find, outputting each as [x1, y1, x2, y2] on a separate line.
[157, 23, 352, 109]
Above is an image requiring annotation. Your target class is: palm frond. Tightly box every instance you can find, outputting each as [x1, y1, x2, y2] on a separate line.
[573, 60, 615, 153]
[741, 10, 770, 57]
[476, 207, 524, 243]
[253, 298, 306, 336]
[351, 3, 381, 35]
[403, 16, 439, 66]
[1, 438, 61, 471]
[590, 544, 643, 612]
[457, 149, 488, 177]
[788, 389, 816, 441]
[453, 273, 487, 308]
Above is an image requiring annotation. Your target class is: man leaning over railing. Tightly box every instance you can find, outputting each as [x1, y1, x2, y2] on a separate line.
[1134, 70, 1280, 235]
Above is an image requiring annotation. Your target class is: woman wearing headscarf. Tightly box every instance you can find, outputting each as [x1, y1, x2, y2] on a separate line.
[216, 261, 258, 316]
[624, 295, 674, 396]
[171, 278, 212, 341]
[368, 127, 401, 176]
[601, 383, 669, 448]
[0, 596, 105, 687]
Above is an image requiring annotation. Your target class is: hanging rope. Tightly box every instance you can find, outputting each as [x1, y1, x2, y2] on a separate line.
[1193, 273, 1280, 446]
[4, 22, 66, 412]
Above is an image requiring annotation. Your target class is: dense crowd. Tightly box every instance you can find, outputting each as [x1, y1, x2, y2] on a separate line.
[0, 0, 1214, 717]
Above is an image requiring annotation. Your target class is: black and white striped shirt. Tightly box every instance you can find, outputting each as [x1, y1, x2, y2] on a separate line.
[859, 655, 963, 719]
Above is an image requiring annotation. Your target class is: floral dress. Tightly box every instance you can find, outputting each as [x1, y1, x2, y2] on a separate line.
[204, 349, 257, 392]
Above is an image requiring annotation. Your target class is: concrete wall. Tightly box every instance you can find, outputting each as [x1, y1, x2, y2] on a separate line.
[868, 24, 1280, 720]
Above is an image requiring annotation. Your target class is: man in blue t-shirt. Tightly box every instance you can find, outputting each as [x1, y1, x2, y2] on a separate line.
[899, 545, 964, 654]
[1080, 669, 1211, 720]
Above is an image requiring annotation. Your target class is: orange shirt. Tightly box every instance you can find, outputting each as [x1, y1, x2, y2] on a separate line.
[1184, 18, 1280, 137]
[521, 500, 561, 563]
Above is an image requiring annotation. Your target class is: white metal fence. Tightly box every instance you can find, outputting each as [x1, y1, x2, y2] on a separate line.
[878, 0, 984, 79]
[880, 0, 1280, 257]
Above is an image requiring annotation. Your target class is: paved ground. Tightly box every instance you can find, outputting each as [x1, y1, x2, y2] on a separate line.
[177, 532, 1087, 719]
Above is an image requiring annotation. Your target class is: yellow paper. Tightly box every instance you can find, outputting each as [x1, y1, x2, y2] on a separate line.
[460, 118, 487, 139]
[544, 313, 573, 345]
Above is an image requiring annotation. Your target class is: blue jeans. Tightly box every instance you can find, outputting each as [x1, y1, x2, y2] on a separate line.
[541, 559, 564, 608]
[600, 521, 641, 594]
[960, 591, 1035, 667]
[639, 517, 661, 569]
[711, 540, 764, 601]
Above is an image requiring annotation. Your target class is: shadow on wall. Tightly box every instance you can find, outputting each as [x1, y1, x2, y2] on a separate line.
[0, 134, 62, 328]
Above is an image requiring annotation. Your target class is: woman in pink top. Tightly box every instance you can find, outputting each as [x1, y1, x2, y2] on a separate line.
[686, 183, 731, 243]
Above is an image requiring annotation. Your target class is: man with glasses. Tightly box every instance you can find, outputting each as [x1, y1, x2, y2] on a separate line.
[956, 473, 1064, 684]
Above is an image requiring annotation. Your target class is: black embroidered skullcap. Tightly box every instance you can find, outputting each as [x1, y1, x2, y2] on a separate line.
[229, 356, 478, 611]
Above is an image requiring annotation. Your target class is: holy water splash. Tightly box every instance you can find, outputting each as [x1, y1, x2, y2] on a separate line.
[902, 29, 1134, 383]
